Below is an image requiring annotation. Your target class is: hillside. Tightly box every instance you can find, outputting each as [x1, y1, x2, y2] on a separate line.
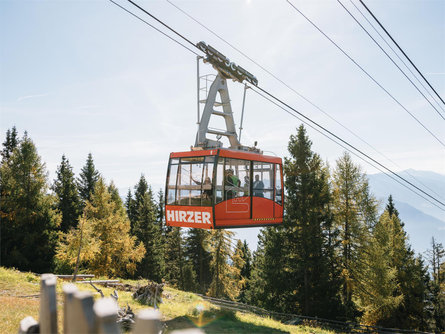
[0, 267, 335, 334]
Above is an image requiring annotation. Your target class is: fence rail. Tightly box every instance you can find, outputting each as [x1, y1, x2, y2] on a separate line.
[197, 294, 431, 334]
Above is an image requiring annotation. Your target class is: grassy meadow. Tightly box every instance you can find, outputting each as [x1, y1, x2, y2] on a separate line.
[0, 267, 336, 334]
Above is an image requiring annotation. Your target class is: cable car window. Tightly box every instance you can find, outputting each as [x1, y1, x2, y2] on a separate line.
[215, 158, 224, 204]
[253, 162, 273, 200]
[201, 161, 214, 206]
[224, 158, 249, 199]
[205, 156, 215, 163]
[275, 164, 282, 205]
[177, 162, 204, 205]
[181, 156, 204, 163]
[167, 163, 178, 205]
[170, 158, 180, 165]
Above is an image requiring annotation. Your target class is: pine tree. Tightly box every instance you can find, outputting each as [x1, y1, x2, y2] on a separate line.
[52, 155, 81, 232]
[185, 228, 212, 293]
[386, 194, 399, 218]
[1, 126, 19, 163]
[130, 175, 165, 281]
[164, 227, 195, 290]
[332, 152, 377, 318]
[283, 125, 342, 318]
[77, 153, 100, 203]
[125, 189, 136, 225]
[164, 226, 184, 287]
[247, 227, 290, 312]
[156, 189, 166, 233]
[0, 132, 60, 272]
[238, 240, 252, 303]
[56, 178, 145, 277]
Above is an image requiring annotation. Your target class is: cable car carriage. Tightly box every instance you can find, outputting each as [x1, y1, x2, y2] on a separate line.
[165, 42, 283, 229]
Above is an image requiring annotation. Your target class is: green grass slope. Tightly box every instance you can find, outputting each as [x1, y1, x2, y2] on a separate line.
[0, 267, 335, 334]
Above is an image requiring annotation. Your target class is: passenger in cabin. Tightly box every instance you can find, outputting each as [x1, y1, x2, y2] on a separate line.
[253, 174, 264, 197]
[225, 169, 240, 199]
[192, 176, 213, 204]
[202, 177, 213, 202]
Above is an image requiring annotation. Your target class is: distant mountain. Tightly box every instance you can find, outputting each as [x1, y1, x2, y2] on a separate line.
[367, 170, 445, 254]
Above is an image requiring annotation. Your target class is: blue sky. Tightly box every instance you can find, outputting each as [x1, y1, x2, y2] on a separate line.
[1, 0, 444, 245]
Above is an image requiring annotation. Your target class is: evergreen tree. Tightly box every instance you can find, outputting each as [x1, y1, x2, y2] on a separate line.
[238, 240, 252, 303]
[52, 155, 81, 232]
[125, 189, 136, 225]
[131, 175, 165, 281]
[0, 132, 60, 272]
[283, 125, 342, 318]
[247, 227, 290, 312]
[185, 228, 212, 293]
[1, 126, 19, 163]
[78, 153, 100, 203]
[164, 227, 186, 288]
[56, 178, 145, 277]
[156, 189, 166, 233]
[332, 152, 377, 318]
[385, 194, 399, 218]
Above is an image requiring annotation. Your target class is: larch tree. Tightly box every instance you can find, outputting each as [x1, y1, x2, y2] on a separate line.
[0, 131, 60, 272]
[56, 178, 145, 277]
[207, 229, 240, 300]
[426, 237, 445, 331]
[231, 239, 246, 301]
[331, 151, 377, 318]
[355, 210, 403, 325]
[52, 155, 81, 232]
[384, 198, 430, 330]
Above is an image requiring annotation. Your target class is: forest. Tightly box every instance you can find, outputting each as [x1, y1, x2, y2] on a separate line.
[0, 125, 443, 332]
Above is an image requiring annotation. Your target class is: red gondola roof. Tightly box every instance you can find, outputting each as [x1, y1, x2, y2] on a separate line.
[170, 148, 281, 164]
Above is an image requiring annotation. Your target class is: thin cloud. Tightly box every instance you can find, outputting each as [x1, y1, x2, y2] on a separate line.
[17, 93, 49, 102]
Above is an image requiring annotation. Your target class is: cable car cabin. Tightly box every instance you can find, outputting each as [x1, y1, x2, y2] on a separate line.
[165, 148, 283, 229]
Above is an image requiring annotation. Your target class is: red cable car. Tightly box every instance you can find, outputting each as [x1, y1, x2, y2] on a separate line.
[165, 148, 283, 229]
[165, 42, 283, 229]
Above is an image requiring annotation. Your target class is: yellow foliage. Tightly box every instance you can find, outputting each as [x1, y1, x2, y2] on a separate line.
[56, 178, 145, 276]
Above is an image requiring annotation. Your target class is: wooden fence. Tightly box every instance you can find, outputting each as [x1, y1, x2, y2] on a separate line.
[197, 294, 432, 334]
[18, 274, 203, 334]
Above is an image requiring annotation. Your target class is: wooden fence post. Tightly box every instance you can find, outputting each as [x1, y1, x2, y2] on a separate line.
[93, 298, 120, 334]
[62, 284, 78, 333]
[18, 316, 38, 334]
[132, 309, 162, 334]
[40, 274, 58, 334]
[65, 290, 96, 333]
